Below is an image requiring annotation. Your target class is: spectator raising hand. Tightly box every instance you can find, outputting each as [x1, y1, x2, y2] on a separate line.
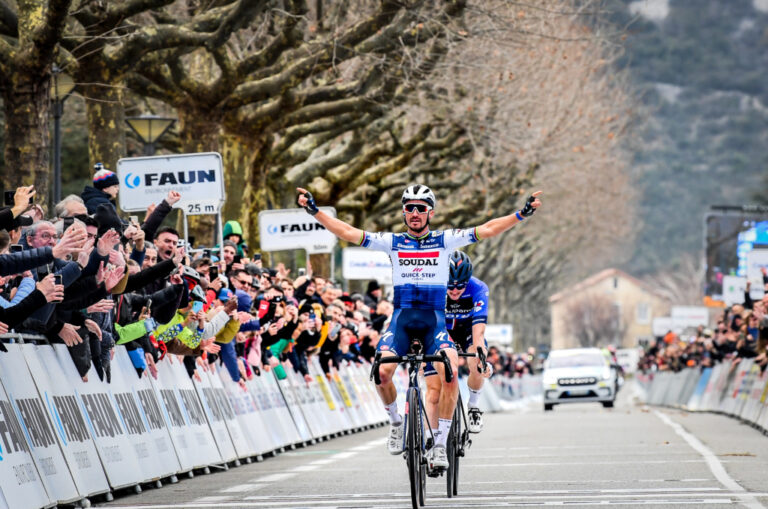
[52, 225, 88, 258]
[36, 273, 64, 303]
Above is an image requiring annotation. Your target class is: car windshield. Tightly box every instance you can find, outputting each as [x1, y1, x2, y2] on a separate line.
[547, 353, 604, 369]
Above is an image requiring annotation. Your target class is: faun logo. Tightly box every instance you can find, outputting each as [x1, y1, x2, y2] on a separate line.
[124, 170, 217, 189]
[268, 223, 327, 234]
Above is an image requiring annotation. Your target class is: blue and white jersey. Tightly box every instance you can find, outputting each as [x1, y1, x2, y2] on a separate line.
[359, 229, 480, 310]
[445, 276, 489, 346]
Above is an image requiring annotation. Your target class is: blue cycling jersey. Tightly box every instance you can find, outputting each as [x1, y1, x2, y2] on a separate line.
[445, 276, 489, 349]
[359, 228, 479, 310]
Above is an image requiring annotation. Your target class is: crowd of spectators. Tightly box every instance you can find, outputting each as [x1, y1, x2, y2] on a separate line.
[1, 168, 542, 391]
[0, 168, 401, 388]
[638, 276, 768, 373]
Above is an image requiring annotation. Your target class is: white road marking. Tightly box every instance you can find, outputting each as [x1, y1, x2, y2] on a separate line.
[290, 464, 320, 472]
[309, 458, 335, 465]
[470, 459, 710, 467]
[219, 483, 266, 493]
[191, 496, 233, 503]
[329, 451, 357, 459]
[654, 410, 765, 509]
[253, 472, 296, 482]
[475, 478, 713, 484]
[105, 492, 758, 508]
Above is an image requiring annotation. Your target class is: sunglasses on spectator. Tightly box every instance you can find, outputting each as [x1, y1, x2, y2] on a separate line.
[447, 282, 467, 290]
[403, 204, 431, 214]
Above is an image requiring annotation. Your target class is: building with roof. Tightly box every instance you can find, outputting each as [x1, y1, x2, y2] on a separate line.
[549, 268, 670, 349]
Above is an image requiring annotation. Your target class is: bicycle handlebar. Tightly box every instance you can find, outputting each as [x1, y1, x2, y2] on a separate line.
[369, 350, 454, 385]
[458, 348, 488, 374]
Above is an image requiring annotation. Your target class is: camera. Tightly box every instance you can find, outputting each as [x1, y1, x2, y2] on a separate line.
[298, 268, 306, 277]
[176, 239, 186, 248]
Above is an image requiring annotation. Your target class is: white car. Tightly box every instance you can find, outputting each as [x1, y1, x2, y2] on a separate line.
[541, 348, 617, 411]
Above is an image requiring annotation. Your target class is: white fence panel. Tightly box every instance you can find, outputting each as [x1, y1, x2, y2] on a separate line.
[21, 345, 110, 499]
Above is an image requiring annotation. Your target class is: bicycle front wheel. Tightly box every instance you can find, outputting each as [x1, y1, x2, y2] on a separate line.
[447, 404, 461, 497]
[406, 389, 423, 509]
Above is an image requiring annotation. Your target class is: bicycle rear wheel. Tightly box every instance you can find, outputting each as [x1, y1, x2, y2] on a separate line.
[406, 389, 424, 509]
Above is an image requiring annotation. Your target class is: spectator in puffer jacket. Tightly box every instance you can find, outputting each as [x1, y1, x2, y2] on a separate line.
[81, 164, 119, 215]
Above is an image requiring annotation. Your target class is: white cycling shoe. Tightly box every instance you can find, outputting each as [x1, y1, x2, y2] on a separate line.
[468, 407, 484, 433]
[387, 420, 405, 455]
[427, 444, 448, 470]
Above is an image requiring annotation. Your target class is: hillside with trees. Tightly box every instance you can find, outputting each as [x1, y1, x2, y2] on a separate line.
[610, 0, 768, 275]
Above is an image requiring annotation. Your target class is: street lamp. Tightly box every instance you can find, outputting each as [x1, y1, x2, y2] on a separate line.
[50, 65, 76, 204]
[125, 115, 176, 155]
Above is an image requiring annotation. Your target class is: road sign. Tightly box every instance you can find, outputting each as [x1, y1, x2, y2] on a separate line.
[258, 208, 337, 254]
[341, 247, 392, 283]
[485, 324, 513, 345]
[117, 152, 225, 212]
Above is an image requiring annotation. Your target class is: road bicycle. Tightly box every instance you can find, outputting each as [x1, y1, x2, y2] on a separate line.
[445, 349, 486, 497]
[370, 342, 453, 509]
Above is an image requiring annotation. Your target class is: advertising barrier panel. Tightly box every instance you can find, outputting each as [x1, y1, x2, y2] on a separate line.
[52, 345, 144, 490]
[204, 367, 257, 459]
[192, 369, 238, 463]
[111, 349, 181, 479]
[0, 346, 80, 503]
[22, 345, 110, 499]
[0, 377, 52, 509]
[151, 359, 222, 470]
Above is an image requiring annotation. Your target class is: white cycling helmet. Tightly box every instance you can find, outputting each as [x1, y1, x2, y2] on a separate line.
[401, 184, 436, 208]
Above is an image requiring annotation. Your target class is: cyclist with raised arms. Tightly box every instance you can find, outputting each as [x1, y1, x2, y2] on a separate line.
[296, 184, 542, 470]
[425, 251, 491, 444]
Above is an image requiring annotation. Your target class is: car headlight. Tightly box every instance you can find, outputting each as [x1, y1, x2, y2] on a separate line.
[601, 370, 612, 381]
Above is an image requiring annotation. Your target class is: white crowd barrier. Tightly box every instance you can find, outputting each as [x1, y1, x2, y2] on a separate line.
[0, 343, 388, 508]
[638, 362, 768, 434]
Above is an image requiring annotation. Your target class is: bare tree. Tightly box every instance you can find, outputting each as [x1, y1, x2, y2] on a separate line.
[562, 292, 626, 347]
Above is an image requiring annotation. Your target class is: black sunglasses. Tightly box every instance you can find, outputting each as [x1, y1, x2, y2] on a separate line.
[447, 282, 467, 290]
[403, 204, 431, 214]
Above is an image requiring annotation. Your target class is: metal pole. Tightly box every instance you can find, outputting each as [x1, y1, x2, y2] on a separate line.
[330, 246, 336, 285]
[183, 211, 189, 244]
[144, 143, 155, 156]
[216, 210, 224, 260]
[52, 100, 63, 204]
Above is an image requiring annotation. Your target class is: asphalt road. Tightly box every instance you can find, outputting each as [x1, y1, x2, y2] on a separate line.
[99, 384, 768, 509]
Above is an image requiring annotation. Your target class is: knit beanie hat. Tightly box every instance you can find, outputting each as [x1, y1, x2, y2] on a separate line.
[94, 167, 119, 190]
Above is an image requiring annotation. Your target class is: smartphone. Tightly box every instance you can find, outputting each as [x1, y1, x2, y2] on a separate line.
[62, 216, 74, 231]
[253, 253, 261, 261]
[3, 190, 33, 206]
[188, 236, 196, 248]
[203, 248, 212, 259]
[209, 266, 218, 280]
[145, 298, 152, 310]
[233, 254, 242, 264]
[9, 244, 22, 253]
[53, 274, 63, 286]
[298, 268, 306, 277]
[192, 301, 204, 313]
[129, 215, 139, 225]
[176, 239, 186, 248]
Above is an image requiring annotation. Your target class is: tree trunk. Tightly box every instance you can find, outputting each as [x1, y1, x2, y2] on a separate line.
[1, 73, 51, 206]
[81, 60, 126, 173]
[177, 108, 222, 246]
